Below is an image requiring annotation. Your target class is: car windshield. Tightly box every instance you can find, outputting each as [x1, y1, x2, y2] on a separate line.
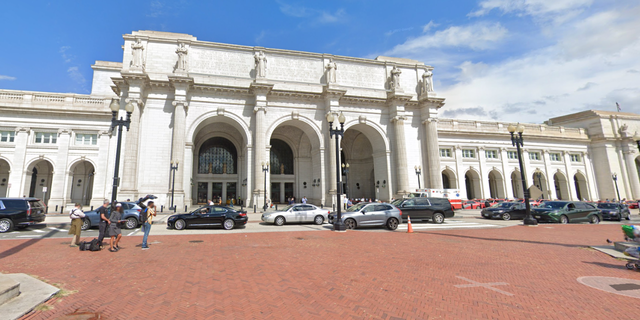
[391, 199, 403, 206]
[597, 203, 618, 209]
[346, 203, 368, 212]
[281, 205, 294, 211]
[539, 201, 567, 209]
[497, 202, 514, 208]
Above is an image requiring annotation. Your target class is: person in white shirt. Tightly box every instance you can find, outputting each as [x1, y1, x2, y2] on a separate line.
[67, 203, 86, 247]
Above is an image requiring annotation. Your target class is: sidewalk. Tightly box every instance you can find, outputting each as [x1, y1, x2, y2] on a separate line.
[1, 224, 637, 319]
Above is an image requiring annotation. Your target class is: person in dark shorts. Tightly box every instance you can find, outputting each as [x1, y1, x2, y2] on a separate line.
[97, 199, 110, 247]
[108, 203, 124, 252]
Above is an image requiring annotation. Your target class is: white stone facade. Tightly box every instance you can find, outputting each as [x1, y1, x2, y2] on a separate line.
[1, 30, 639, 211]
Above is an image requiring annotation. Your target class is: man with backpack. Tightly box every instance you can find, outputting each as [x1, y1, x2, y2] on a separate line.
[97, 199, 110, 248]
[140, 201, 156, 250]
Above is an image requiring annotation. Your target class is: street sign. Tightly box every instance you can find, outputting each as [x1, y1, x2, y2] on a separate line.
[42, 187, 48, 193]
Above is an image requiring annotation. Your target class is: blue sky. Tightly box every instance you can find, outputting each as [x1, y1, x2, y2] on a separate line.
[1, 0, 639, 123]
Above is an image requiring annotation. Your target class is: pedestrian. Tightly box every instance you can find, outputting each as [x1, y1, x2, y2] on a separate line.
[484, 199, 491, 209]
[108, 203, 124, 252]
[302, 196, 307, 204]
[288, 197, 294, 205]
[141, 201, 156, 250]
[97, 199, 110, 247]
[68, 203, 85, 247]
[208, 199, 213, 206]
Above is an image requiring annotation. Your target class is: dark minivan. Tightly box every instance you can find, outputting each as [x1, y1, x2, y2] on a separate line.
[391, 197, 454, 224]
[0, 198, 47, 233]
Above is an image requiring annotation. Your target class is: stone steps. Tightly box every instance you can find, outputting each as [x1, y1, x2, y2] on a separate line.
[0, 273, 59, 320]
[0, 275, 20, 306]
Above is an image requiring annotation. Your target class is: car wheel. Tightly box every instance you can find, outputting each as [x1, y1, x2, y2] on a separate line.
[81, 218, 91, 230]
[617, 214, 622, 222]
[0, 218, 13, 233]
[502, 213, 511, 221]
[345, 218, 356, 229]
[432, 213, 445, 224]
[174, 219, 186, 230]
[125, 217, 138, 229]
[560, 215, 569, 224]
[274, 216, 285, 226]
[386, 218, 399, 230]
[590, 215, 600, 224]
[223, 218, 235, 230]
[328, 216, 334, 224]
[313, 215, 324, 225]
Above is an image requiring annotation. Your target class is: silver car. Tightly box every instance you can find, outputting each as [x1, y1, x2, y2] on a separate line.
[329, 202, 402, 230]
[261, 204, 330, 226]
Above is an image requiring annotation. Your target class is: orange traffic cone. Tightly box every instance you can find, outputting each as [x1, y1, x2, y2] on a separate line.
[407, 216, 414, 233]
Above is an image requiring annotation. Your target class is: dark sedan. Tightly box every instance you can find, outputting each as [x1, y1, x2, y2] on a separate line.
[481, 202, 526, 220]
[531, 201, 602, 224]
[167, 205, 248, 230]
[597, 202, 631, 221]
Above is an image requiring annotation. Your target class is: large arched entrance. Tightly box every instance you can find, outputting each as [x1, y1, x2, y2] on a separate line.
[269, 138, 294, 203]
[442, 168, 457, 189]
[342, 122, 391, 201]
[488, 169, 505, 199]
[68, 161, 95, 206]
[554, 171, 569, 200]
[574, 172, 589, 200]
[465, 169, 481, 200]
[0, 159, 9, 197]
[511, 170, 523, 199]
[25, 160, 53, 205]
[532, 171, 548, 199]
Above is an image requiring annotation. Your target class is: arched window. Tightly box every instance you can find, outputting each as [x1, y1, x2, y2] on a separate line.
[198, 138, 237, 174]
[270, 139, 293, 174]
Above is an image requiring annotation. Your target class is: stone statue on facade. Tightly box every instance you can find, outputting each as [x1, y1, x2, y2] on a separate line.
[254, 51, 267, 78]
[422, 70, 434, 94]
[390, 66, 401, 90]
[325, 58, 337, 84]
[131, 39, 145, 70]
[175, 43, 188, 73]
[619, 123, 629, 137]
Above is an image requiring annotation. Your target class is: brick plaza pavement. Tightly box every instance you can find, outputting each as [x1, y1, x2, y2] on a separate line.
[0, 224, 637, 319]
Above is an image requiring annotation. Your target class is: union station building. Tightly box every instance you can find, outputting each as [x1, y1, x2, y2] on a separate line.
[1, 30, 639, 211]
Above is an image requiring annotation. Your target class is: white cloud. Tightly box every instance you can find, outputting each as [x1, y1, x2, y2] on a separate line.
[67, 66, 87, 92]
[433, 3, 640, 123]
[318, 9, 346, 23]
[469, 0, 593, 18]
[0, 75, 16, 81]
[422, 21, 438, 32]
[386, 22, 508, 56]
[59, 46, 73, 63]
[276, 1, 346, 24]
[147, 1, 165, 18]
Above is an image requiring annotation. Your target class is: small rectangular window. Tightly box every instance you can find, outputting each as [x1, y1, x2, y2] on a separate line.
[75, 134, 98, 146]
[462, 149, 476, 158]
[485, 150, 498, 159]
[529, 152, 541, 161]
[34, 132, 57, 144]
[0, 131, 15, 142]
[507, 151, 518, 159]
[550, 153, 561, 161]
[439, 148, 452, 158]
[570, 154, 581, 162]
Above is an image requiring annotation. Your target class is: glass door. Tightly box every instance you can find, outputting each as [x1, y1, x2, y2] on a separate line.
[271, 183, 281, 204]
[285, 183, 294, 202]
[212, 183, 223, 204]
[226, 182, 237, 205]
[197, 182, 208, 204]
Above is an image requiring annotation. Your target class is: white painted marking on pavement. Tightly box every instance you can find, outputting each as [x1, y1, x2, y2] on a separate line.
[33, 229, 45, 233]
[16, 235, 42, 238]
[454, 276, 514, 296]
[47, 227, 68, 232]
[127, 230, 140, 236]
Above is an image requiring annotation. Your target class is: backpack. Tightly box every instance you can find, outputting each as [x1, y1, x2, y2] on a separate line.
[139, 207, 148, 224]
[78, 241, 91, 251]
[89, 238, 101, 251]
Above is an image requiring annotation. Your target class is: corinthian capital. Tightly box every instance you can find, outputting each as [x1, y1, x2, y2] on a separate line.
[172, 100, 189, 108]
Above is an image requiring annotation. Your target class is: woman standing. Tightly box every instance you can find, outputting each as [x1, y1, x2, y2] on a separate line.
[108, 203, 124, 252]
[68, 203, 85, 247]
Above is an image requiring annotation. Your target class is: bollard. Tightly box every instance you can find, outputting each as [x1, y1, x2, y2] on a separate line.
[45, 206, 48, 214]
[160, 205, 163, 213]
[174, 206, 177, 213]
[185, 205, 188, 212]
[321, 204, 323, 209]
[55, 205, 58, 212]
[60, 206, 63, 214]
[254, 205, 256, 213]
[333, 204, 335, 211]
[91, 206, 93, 211]
[275, 204, 278, 211]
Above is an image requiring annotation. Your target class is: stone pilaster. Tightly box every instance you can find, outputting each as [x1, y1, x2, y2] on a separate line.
[387, 91, 411, 196]
[169, 76, 193, 209]
[562, 151, 576, 200]
[622, 142, 640, 199]
[49, 128, 71, 208]
[323, 86, 346, 208]
[420, 95, 445, 189]
[9, 127, 29, 197]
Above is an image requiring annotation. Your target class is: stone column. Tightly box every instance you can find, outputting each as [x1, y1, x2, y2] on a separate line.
[119, 73, 148, 200]
[542, 150, 554, 200]
[49, 128, 71, 209]
[622, 143, 640, 199]
[9, 127, 29, 197]
[323, 87, 346, 209]
[583, 152, 599, 201]
[391, 116, 409, 195]
[171, 100, 187, 200]
[563, 151, 576, 200]
[423, 117, 443, 189]
[251, 82, 273, 209]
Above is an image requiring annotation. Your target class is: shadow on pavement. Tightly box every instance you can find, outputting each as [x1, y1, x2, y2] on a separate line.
[0, 228, 59, 260]
[582, 261, 630, 270]
[429, 232, 587, 248]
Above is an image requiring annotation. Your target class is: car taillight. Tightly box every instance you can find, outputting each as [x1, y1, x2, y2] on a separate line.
[239, 213, 247, 217]
[137, 209, 141, 212]
[27, 208, 31, 216]
[398, 209, 402, 216]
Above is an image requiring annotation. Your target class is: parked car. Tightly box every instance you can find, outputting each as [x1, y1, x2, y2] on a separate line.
[390, 197, 454, 224]
[0, 198, 47, 233]
[481, 202, 526, 220]
[261, 204, 330, 226]
[328, 202, 402, 230]
[167, 205, 247, 230]
[462, 200, 482, 209]
[597, 202, 631, 221]
[531, 201, 602, 224]
[82, 202, 143, 230]
[625, 201, 638, 209]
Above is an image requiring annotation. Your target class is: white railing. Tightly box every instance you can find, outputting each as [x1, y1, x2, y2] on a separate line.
[0, 90, 110, 109]
[0, 92, 24, 101]
[33, 94, 66, 103]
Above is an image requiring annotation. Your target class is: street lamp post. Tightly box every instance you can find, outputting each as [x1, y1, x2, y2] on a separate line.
[612, 173, 621, 202]
[109, 98, 134, 209]
[170, 161, 179, 212]
[414, 166, 422, 189]
[342, 163, 350, 200]
[327, 112, 347, 232]
[508, 123, 538, 226]
[262, 162, 269, 211]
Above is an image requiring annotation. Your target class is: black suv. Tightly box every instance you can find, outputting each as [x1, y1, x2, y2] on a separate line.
[391, 197, 454, 224]
[0, 198, 47, 233]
